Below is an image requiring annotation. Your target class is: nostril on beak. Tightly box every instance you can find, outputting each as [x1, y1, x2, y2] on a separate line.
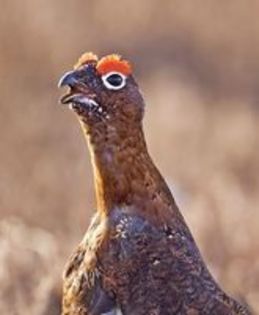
[58, 70, 79, 88]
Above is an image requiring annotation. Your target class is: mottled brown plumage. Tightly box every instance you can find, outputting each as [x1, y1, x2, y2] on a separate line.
[58, 53, 250, 315]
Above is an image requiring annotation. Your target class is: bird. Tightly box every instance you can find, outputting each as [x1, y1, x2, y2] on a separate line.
[58, 52, 250, 315]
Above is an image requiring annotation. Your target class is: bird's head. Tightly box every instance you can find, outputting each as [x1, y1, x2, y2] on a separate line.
[58, 53, 145, 130]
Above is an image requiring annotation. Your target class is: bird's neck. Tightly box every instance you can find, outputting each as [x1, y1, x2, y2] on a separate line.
[80, 120, 177, 220]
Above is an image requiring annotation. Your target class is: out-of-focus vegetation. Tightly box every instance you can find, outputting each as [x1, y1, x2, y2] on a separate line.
[1, 1, 259, 314]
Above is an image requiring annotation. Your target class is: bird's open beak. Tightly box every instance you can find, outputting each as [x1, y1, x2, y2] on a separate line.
[58, 70, 99, 110]
[58, 70, 81, 104]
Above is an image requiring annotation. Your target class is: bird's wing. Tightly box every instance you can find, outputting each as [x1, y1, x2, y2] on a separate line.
[109, 208, 249, 314]
[107, 208, 216, 313]
[109, 207, 202, 266]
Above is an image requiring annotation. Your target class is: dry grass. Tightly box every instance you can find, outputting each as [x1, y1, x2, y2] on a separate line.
[1, 1, 259, 314]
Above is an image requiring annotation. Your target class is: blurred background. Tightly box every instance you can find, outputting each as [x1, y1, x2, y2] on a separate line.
[1, 0, 259, 314]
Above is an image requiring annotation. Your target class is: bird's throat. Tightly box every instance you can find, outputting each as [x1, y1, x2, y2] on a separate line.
[80, 120, 175, 219]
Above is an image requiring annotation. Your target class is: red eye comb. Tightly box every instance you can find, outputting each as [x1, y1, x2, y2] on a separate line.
[96, 54, 132, 76]
[74, 52, 98, 69]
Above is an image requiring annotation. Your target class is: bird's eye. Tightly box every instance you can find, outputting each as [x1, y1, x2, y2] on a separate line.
[102, 72, 126, 90]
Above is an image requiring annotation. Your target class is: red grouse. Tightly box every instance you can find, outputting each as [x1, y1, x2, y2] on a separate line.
[58, 53, 250, 315]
